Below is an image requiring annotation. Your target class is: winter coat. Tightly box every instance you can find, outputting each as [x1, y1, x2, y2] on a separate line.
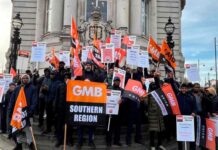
[146, 77, 165, 132]
[8, 84, 38, 118]
[177, 92, 196, 115]
[47, 79, 60, 103]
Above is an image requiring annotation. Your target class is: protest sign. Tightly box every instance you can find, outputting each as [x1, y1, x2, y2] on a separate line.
[66, 80, 107, 126]
[106, 90, 121, 115]
[101, 43, 114, 63]
[126, 45, 139, 66]
[112, 67, 126, 88]
[81, 47, 90, 62]
[185, 64, 200, 82]
[4, 74, 13, 93]
[111, 34, 121, 48]
[59, 51, 70, 67]
[128, 36, 136, 46]
[17, 50, 30, 70]
[176, 115, 195, 142]
[138, 50, 149, 68]
[206, 119, 216, 150]
[30, 42, 46, 62]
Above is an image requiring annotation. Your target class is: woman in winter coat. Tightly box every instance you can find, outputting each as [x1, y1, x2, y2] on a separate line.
[145, 71, 166, 150]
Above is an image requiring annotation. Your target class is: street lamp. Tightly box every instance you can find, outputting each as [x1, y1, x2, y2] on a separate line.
[164, 17, 175, 54]
[9, 12, 23, 73]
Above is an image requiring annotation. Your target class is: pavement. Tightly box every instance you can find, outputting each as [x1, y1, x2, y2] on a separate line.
[0, 135, 14, 150]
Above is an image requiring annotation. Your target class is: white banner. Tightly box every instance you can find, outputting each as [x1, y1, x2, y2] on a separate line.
[106, 90, 121, 115]
[112, 68, 126, 88]
[30, 42, 46, 62]
[185, 64, 200, 82]
[126, 45, 140, 66]
[176, 115, 195, 142]
[138, 50, 149, 68]
[59, 51, 70, 67]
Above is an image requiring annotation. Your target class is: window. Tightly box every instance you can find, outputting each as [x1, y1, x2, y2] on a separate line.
[141, 0, 149, 35]
[86, 0, 108, 22]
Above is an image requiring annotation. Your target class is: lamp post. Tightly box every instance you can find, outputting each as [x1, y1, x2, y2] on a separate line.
[9, 12, 23, 73]
[164, 17, 175, 55]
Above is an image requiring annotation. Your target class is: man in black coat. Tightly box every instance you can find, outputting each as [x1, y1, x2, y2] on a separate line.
[8, 74, 38, 150]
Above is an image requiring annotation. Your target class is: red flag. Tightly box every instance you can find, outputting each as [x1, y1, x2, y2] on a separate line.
[106, 37, 111, 43]
[161, 83, 181, 115]
[147, 36, 162, 62]
[10, 87, 28, 133]
[49, 48, 60, 69]
[87, 50, 105, 69]
[10, 67, 17, 77]
[206, 119, 216, 150]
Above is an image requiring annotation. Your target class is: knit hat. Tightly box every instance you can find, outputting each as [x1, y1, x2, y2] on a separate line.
[21, 74, 31, 84]
[206, 87, 217, 96]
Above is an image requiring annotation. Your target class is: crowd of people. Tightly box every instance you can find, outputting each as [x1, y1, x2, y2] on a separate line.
[0, 60, 218, 150]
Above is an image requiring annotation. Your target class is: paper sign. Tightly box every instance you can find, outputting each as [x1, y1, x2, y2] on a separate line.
[59, 51, 70, 67]
[185, 64, 200, 82]
[17, 50, 30, 70]
[106, 90, 121, 115]
[112, 68, 126, 88]
[111, 34, 121, 48]
[138, 50, 149, 68]
[128, 36, 136, 46]
[81, 47, 90, 62]
[3, 74, 13, 93]
[30, 42, 46, 62]
[101, 43, 114, 63]
[176, 115, 195, 142]
[126, 45, 139, 66]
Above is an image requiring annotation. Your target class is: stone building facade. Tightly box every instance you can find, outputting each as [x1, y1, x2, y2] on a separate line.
[6, 0, 186, 80]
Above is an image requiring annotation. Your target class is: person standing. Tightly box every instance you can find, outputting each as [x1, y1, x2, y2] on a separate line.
[8, 74, 38, 150]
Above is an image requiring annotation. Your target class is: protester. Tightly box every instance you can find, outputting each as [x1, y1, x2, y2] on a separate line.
[0, 83, 16, 134]
[38, 68, 50, 128]
[106, 76, 123, 147]
[146, 71, 166, 150]
[8, 74, 38, 150]
[177, 83, 196, 150]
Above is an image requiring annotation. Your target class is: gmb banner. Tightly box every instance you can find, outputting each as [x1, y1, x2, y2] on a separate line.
[66, 80, 107, 126]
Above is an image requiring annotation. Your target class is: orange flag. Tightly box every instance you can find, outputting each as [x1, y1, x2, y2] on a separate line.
[10, 87, 27, 132]
[49, 48, 60, 69]
[161, 40, 177, 69]
[147, 36, 162, 62]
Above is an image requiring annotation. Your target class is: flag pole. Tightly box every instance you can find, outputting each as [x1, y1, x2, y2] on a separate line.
[107, 115, 112, 131]
[29, 126, 38, 150]
[63, 124, 67, 150]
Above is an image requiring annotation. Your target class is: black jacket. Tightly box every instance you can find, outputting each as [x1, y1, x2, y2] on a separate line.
[177, 92, 196, 115]
[8, 84, 38, 118]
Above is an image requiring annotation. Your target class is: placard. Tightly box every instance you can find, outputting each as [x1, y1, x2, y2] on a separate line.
[138, 50, 149, 68]
[185, 64, 200, 82]
[81, 47, 89, 62]
[0, 80, 5, 103]
[3, 74, 13, 93]
[126, 45, 139, 66]
[128, 36, 136, 46]
[101, 43, 114, 63]
[59, 51, 70, 67]
[17, 50, 30, 70]
[30, 42, 46, 62]
[111, 34, 121, 48]
[176, 115, 195, 142]
[112, 68, 126, 88]
[106, 90, 121, 115]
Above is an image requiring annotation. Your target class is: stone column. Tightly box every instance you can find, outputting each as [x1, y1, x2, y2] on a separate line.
[35, 0, 45, 41]
[116, 0, 129, 30]
[130, 0, 141, 35]
[63, 0, 78, 26]
[48, 0, 64, 32]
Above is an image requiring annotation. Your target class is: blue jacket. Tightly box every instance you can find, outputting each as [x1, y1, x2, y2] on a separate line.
[177, 92, 196, 115]
[8, 84, 38, 118]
